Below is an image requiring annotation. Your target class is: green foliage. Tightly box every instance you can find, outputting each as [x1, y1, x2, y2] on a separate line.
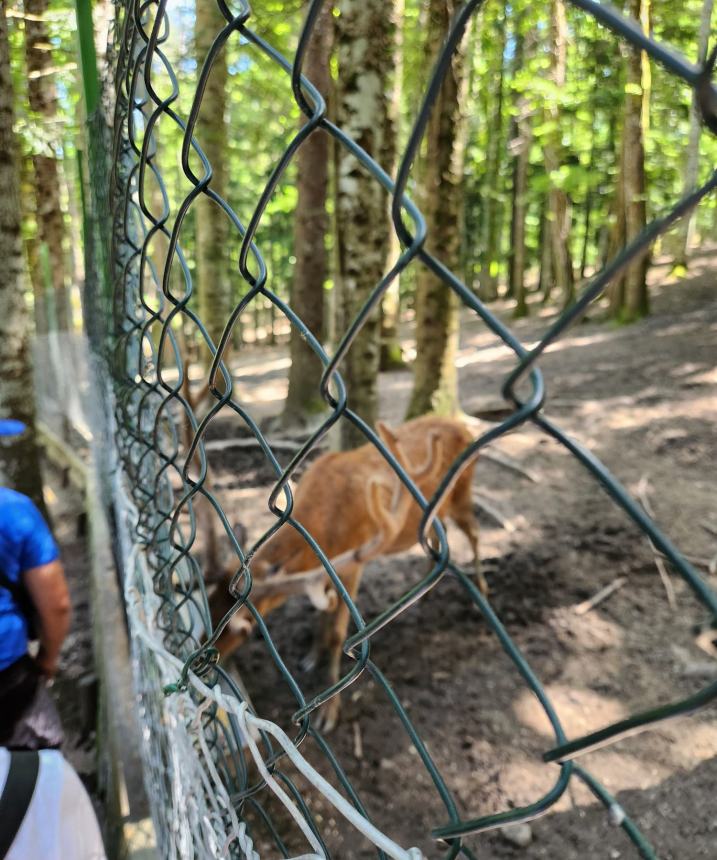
[8, 0, 717, 334]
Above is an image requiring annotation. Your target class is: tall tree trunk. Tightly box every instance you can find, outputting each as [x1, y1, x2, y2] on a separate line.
[674, 0, 714, 269]
[543, 0, 575, 308]
[0, 0, 45, 508]
[609, 0, 650, 320]
[406, 0, 469, 420]
[20, 157, 49, 336]
[580, 191, 593, 278]
[379, 0, 405, 372]
[195, 1, 230, 359]
[509, 26, 534, 317]
[579, 119, 597, 278]
[478, 13, 507, 301]
[538, 205, 553, 299]
[25, 0, 71, 331]
[336, 0, 397, 449]
[510, 106, 532, 318]
[281, 3, 332, 429]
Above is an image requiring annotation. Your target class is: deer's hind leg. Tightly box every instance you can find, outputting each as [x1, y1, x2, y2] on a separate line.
[448, 468, 485, 594]
[313, 560, 364, 733]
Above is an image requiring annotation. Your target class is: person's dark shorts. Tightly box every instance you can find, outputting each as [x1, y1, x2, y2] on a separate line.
[0, 654, 64, 750]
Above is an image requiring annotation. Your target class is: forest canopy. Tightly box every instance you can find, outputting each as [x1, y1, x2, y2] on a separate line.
[3, 0, 717, 436]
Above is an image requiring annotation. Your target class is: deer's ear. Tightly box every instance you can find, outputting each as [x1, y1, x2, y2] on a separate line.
[376, 420, 397, 445]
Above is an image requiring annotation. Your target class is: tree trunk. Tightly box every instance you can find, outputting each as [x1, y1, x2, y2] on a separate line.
[478, 13, 507, 301]
[579, 120, 597, 278]
[610, 0, 650, 321]
[195, 1, 230, 358]
[674, 0, 714, 269]
[0, 0, 45, 509]
[580, 191, 593, 278]
[336, 0, 397, 449]
[509, 28, 533, 317]
[543, 0, 575, 308]
[24, 0, 71, 331]
[406, 0, 469, 420]
[20, 156, 49, 336]
[281, 3, 332, 430]
[538, 206, 552, 299]
[379, 0, 405, 372]
[510, 109, 532, 317]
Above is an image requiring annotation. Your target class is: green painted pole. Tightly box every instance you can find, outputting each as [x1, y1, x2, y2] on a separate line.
[74, 0, 100, 116]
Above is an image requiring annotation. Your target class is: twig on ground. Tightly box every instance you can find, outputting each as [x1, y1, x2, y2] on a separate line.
[473, 493, 516, 533]
[573, 577, 627, 616]
[653, 555, 678, 610]
[481, 448, 541, 483]
[637, 475, 677, 610]
[700, 521, 717, 540]
[353, 721, 363, 760]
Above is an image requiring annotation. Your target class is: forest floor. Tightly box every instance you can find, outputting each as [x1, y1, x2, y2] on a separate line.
[205, 250, 716, 858]
[43, 466, 100, 803]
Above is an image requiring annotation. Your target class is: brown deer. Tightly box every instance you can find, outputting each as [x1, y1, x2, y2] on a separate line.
[208, 415, 481, 730]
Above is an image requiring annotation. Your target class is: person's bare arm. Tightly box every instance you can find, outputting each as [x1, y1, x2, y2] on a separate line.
[23, 559, 72, 678]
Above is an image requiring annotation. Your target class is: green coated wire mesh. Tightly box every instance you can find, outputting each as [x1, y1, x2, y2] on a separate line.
[81, 0, 717, 857]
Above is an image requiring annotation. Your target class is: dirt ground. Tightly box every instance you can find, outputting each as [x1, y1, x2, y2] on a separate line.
[43, 469, 100, 802]
[201, 250, 717, 859]
[146, 247, 717, 859]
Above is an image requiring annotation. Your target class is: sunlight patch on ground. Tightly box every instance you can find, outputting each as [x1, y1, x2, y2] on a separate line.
[513, 684, 627, 739]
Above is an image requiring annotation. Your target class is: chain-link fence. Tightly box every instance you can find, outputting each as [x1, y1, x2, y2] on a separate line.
[85, 0, 717, 857]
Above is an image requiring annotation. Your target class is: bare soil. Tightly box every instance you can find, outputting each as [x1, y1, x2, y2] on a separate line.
[204, 252, 716, 857]
[44, 470, 100, 800]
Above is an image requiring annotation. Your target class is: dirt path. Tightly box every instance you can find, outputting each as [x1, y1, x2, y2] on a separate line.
[44, 468, 100, 801]
[204, 252, 716, 858]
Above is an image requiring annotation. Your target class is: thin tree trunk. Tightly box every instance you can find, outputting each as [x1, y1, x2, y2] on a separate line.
[0, 0, 45, 509]
[544, 0, 575, 308]
[336, 0, 397, 449]
[20, 156, 49, 336]
[610, 0, 650, 320]
[580, 120, 597, 278]
[538, 206, 552, 299]
[607, 130, 627, 312]
[509, 27, 533, 317]
[406, 0, 469, 420]
[510, 112, 532, 317]
[282, 3, 332, 429]
[195, 1, 230, 358]
[674, 0, 714, 268]
[25, 0, 71, 331]
[478, 13, 507, 301]
[580, 192, 593, 278]
[379, 0, 405, 372]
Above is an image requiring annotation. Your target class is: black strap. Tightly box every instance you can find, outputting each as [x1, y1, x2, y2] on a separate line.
[0, 750, 39, 858]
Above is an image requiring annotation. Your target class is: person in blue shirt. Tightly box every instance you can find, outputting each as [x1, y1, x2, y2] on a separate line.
[0, 420, 71, 749]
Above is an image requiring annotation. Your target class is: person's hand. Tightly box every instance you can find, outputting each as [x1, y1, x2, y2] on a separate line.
[35, 648, 59, 679]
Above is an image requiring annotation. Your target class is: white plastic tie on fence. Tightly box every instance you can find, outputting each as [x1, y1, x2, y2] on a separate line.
[236, 701, 425, 860]
[192, 695, 259, 860]
[119, 483, 424, 860]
